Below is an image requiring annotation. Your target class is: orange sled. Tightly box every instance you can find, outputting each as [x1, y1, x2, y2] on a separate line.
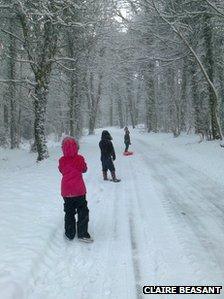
[123, 151, 133, 156]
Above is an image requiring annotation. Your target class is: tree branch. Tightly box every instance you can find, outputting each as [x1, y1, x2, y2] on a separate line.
[49, 57, 78, 63]
[0, 28, 25, 44]
[54, 61, 76, 71]
[204, 0, 224, 18]
[4, 53, 37, 65]
[151, 0, 223, 139]
[0, 79, 36, 86]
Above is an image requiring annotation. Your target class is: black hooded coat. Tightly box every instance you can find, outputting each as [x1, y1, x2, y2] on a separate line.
[99, 130, 116, 161]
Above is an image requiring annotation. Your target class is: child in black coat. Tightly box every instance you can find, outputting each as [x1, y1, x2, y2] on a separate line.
[124, 127, 131, 153]
[99, 130, 121, 182]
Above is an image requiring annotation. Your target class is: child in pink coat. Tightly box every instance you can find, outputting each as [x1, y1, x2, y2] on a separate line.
[58, 137, 93, 242]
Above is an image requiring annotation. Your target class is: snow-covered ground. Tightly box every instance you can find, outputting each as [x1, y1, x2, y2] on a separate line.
[0, 128, 224, 299]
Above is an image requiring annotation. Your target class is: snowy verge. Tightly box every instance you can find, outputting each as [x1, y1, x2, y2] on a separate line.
[0, 145, 62, 298]
[132, 130, 224, 188]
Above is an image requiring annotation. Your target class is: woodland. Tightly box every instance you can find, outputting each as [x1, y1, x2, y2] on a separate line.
[0, 0, 224, 160]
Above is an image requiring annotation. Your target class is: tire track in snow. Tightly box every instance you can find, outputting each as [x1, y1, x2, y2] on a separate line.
[100, 169, 140, 299]
[160, 171, 224, 280]
[26, 172, 106, 299]
[124, 151, 180, 298]
[79, 181, 118, 299]
[124, 149, 185, 293]
[137, 138, 224, 286]
[127, 162, 171, 286]
[26, 223, 68, 298]
[124, 158, 144, 299]
[128, 216, 143, 299]
[116, 130, 172, 298]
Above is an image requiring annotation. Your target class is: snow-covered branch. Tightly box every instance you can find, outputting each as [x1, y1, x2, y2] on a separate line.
[0, 28, 25, 44]
[205, 0, 224, 18]
[54, 61, 76, 71]
[3, 53, 37, 65]
[49, 57, 79, 63]
[0, 78, 36, 86]
[151, 0, 223, 140]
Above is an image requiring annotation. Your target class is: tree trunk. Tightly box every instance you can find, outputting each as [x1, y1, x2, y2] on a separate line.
[88, 73, 102, 135]
[117, 96, 124, 128]
[109, 97, 113, 127]
[135, 80, 142, 125]
[69, 73, 75, 137]
[190, 62, 200, 133]
[4, 104, 9, 133]
[66, 32, 82, 139]
[88, 73, 95, 135]
[204, 14, 221, 139]
[180, 63, 187, 131]
[8, 18, 17, 149]
[34, 76, 49, 161]
[218, 68, 224, 132]
[144, 73, 157, 132]
[126, 78, 136, 129]
[17, 107, 22, 147]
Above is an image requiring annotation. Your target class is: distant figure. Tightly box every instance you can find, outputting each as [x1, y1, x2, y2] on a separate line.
[99, 130, 121, 182]
[58, 137, 93, 243]
[124, 127, 131, 153]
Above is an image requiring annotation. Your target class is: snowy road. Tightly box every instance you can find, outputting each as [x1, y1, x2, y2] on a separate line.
[0, 129, 224, 299]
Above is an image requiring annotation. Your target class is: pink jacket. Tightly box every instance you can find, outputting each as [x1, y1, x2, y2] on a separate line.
[58, 137, 87, 197]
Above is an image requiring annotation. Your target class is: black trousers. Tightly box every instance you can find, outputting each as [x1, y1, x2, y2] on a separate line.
[125, 142, 129, 152]
[101, 156, 115, 172]
[63, 195, 89, 239]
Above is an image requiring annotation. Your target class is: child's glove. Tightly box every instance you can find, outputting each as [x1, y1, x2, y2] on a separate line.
[112, 154, 116, 161]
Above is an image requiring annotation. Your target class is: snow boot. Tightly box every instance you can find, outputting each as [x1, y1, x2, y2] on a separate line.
[111, 171, 121, 182]
[78, 232, 94, 243]
[64, 234, 74, 241]
[103, 171, 108, 181]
